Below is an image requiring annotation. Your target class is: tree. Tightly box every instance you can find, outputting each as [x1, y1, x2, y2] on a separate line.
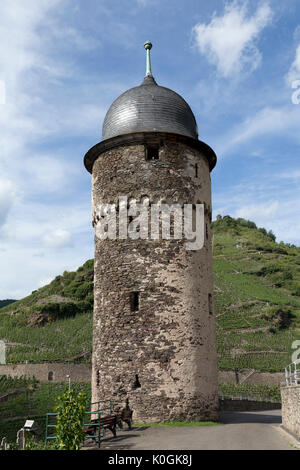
[54, 389, 87, 450]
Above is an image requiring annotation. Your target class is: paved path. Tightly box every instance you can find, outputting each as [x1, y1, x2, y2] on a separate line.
[89, 410, 298, 451]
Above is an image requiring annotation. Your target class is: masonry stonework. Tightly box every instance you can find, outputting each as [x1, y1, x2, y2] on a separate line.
[0, 363, 90, 383]
[281, 385, 300, 439]
[89, 138, 218, 422]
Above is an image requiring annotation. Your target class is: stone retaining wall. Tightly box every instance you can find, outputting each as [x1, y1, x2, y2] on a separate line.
[218, 370, 285, 386]
[281, 385, 300, 439]
[0, 363, 91, 383]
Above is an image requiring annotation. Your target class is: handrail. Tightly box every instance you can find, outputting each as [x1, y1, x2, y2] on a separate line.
[285, 362, 300, 386]
[45, 410, 103, 448]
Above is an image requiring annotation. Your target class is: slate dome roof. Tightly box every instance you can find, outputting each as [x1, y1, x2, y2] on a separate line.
[102, 74, 198, 141]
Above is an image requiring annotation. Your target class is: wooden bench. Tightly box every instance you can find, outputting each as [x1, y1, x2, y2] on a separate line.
[83, 401, 134, 444]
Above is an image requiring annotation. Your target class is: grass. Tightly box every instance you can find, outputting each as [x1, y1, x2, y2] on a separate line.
[0, 379, 91, 442]
[219, 382, 281, 402]
[212, 216, 300, 372]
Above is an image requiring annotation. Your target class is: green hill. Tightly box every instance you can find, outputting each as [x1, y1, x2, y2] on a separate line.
[0, 300, 16, 309]
[0, 217, 299, 371]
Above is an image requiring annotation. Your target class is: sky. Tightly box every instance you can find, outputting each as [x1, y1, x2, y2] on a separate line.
[0, 0, 300, 299]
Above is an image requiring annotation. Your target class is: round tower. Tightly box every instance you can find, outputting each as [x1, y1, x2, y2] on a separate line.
[84, 42, 218, 422]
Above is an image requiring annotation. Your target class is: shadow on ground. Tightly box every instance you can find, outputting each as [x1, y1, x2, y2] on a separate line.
[84, 426, 149, 450]
[220, 410, 282, 425]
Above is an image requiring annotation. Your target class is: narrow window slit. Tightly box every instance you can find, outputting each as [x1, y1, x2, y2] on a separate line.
[195, 163, 198, 178]
[146, 145, 159, 161]
[130, 292, 140, 312]
[208, 294, 213, 315]
[133, 374, 141, 389]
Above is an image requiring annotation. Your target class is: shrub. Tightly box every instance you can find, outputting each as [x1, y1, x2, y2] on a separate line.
[292, 286, 300, 297]
[40, 303, 60, 319]
[267, 230, 276, 242]
[81, 260, 94, 271]
[77, 301, 92, 313]
[260, 307, 295, 330]
[258, 227, 267, 237]
[59, 302, 78, 318]
[273, 246, 288, 255]
[236, 218, 257, 229]
[85, 292, 94, 305]
[282, 270, 293, 280]
[62, 280, 81, 298]
[74, 282, 93, 301]
[54, 389, 87, 450]
[256, 265, 280, 276]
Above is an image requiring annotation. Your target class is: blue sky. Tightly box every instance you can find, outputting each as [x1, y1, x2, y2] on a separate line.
[0, 0, 300, 299]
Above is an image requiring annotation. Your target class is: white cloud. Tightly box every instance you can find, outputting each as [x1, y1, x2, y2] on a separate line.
[192, 1, 273, 78]
[0, 180, 16, 228]
[215, 104, 300, 156]
[213, 174, 300, 246]
[22, 156, 77, 194]
[235, 201, 279, 220]
[286, 43, 300, 86]
[42, 229, 72, 249]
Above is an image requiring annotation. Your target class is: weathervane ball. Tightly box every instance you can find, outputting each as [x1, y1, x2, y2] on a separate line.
[144, 40, 152, 50]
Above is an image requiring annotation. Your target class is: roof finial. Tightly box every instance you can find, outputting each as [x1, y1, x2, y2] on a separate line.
[144, 40, 153, 77]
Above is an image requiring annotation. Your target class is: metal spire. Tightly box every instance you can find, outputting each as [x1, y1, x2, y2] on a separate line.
[144, 40, 153, 77]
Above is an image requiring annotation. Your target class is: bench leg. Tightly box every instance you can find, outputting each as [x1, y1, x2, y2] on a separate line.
[109, 425, 117, 438]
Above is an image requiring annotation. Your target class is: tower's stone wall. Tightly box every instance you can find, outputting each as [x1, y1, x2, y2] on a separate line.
[91, 138, 218, 422]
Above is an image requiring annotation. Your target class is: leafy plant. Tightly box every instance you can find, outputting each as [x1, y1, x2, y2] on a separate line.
[54, 389, 87, 450]
[24, 437, 55, 450]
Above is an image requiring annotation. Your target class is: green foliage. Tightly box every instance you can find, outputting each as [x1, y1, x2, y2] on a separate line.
[219, 382, 281, 402]
[54, 389, 87, 450]
[0, 382, 91, 443]
[81, 259, 94, 271]
[267, 230, 276, 242]
[0, 311, 93, 363]
[292, 286, 300, 297]
[260, 306, 295, 330]
[0, 375, 37, 394]
[24, 437, 55, 450]
[212, 216, 300, 372]
[59, 302, 78, 317]
[74, 282, 93, 300]
[256, 264, 280, 276]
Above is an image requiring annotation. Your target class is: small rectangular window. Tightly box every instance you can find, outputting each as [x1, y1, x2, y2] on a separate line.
[208, 294, 213, 315]
[195, 163, 198, 178]
[130, 292, 140, 311]
[146, 145, 159, 161]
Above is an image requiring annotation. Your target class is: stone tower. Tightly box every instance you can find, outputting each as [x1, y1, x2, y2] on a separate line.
[84, 42, 218, 422]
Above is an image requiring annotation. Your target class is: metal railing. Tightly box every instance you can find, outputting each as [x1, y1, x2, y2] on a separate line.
[45, 400, 115, 449]
[285, 362, 300, 386]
